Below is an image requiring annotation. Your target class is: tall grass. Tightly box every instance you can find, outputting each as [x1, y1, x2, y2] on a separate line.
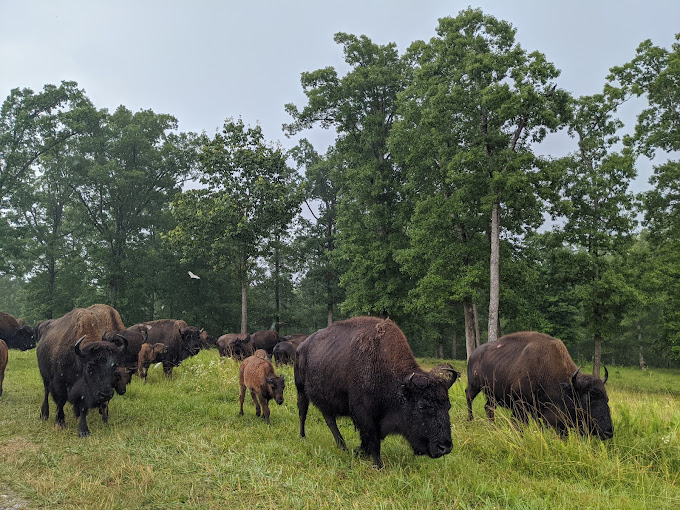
[1, 349, 679, 509]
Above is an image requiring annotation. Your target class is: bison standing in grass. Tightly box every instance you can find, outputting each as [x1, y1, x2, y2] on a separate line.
[128, 319, 202, 379]
[239, 352, 285, 425]
[0, 312, 35, 350]
[465, 331, 613, 439]
[295, 316, 457, 468]
[37, 306, 128, 437]
[137, 343, 168, 383]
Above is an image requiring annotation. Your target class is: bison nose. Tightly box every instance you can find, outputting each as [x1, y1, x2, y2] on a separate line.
[601, 427, 614, 440]
[435, 440, 452, 457]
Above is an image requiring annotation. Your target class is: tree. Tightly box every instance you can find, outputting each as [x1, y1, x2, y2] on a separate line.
[69, 106, 198, 316]
[284, 32, 413, 322]
[391, 8, 570, 344]
[0, 81, 94, 275]
[554, 91, 638, 376]
[289, 140, 344, 326]
[170, 119, 303, 334]
[612, 34, 680, 357]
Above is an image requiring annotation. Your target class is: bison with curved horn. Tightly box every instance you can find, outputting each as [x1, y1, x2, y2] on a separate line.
[465, 331, 613, 439]
[295, 316, 457, 468]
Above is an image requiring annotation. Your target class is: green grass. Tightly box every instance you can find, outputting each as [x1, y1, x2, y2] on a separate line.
[1, 350, 679, 509]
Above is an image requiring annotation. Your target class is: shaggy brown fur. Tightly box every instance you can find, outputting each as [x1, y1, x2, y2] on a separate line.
[295, 316, 455, 468]
[137, 343, 168, 383]
[466, 331, 613, 439]
[239, 354, 285, 425]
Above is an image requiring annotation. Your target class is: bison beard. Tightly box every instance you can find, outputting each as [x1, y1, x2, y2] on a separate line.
[295, 316, 456, 468]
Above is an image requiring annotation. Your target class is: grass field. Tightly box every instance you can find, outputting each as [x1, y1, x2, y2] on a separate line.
[1, 348, 679, 509]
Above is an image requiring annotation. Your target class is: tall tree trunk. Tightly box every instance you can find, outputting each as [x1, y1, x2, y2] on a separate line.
[473, 303, 481, 347]
[327, 307, 333, 327]
[274, 244, 280, 333]
[487, 201, 500, 342]
[463, 298, 476, 359]
[593, 332, 602, 378]
[452, 331, 457, 360]
[638, 324, 646, 370]
[241, 278, 248, 335]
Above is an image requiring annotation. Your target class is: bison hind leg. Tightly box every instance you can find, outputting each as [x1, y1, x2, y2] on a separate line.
[40, 386, 50, 420]
[322, 412, 347, 450]
[297, 390, 310, 438]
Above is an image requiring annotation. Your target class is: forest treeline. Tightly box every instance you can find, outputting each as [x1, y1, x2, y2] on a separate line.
[1, 9, 679, 368]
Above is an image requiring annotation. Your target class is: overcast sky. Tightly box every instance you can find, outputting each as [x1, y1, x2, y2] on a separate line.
[2, 1, 678, 190]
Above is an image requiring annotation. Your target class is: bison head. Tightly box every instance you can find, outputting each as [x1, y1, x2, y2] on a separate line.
[266, 374, 285, 406]
[74, 336, 126, 405]
[14, 325, 36, 351]
[179, 325, 202, 356]
[562, 367, 613, 439]
[112, 366, 133, 395]
[397, 372, 453, 459]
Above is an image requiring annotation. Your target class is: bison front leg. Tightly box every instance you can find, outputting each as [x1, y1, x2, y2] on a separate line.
[259, 395, 271, 425]
[162, 362, 174, 379]
[238, 383, 246, 416]
[354, 417, 383, 468]
[77, 406, 91, 437]
[99, 402, 109, 423]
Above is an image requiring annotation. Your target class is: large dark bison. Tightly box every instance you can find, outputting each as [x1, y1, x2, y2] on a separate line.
[295, 316, 457, 468]
[37, 306, 128, 436]
[465, 331, 613, 439]
[273, 334, 307, 365]
[128, 319, 202, 378]
[250, 330, 281, 355]
[0, 312, 35, 350]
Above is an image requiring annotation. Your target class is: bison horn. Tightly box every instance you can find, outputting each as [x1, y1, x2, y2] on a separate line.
[602, 365, 609, 384]
[102, 329, 107, 341]
[116, 335, 128, 353]
[571, 367, 580, 386]
[142, 328, 148, 342]
[74, 335, 86, 357]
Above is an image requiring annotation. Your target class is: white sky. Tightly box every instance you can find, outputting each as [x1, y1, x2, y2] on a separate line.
[2, 1, 678, 192]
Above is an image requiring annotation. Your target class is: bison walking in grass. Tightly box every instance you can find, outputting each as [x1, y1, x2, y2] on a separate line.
[295, 316, 457, 468]
[238, 352, 285, 425]
[465, 331, 613, 439]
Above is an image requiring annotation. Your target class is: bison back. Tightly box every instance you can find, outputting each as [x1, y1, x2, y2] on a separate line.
[295, 316, 420, 416]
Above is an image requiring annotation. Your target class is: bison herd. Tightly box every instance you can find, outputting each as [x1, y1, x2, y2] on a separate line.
[0, 307, 613, 468]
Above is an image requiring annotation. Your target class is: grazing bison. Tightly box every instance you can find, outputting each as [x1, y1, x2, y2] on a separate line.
[137, 343, 168, 383]
[273, 334, 308, 364]
[0, 339, 7, 396]
[0, 312, 35, 350]
[465, 331, 613, 439]
[128, 320, 202, 378]
[295, 316, 457, 468]
[239, 352, 285, 425]
[199, 330, 216, 349]
[272, 341, 296, 365]
[217, 333, 252, 359]
[250, 330, 281, 355]
[37, 305, 130, 436]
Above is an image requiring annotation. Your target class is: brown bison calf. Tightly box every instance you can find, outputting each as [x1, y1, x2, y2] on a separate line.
[0, 339, 8, 396]
[238, 354, 285, 425]
[137, 343, 168, 383]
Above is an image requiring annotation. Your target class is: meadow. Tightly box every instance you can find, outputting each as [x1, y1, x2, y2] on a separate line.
[1, 348, 679, 509]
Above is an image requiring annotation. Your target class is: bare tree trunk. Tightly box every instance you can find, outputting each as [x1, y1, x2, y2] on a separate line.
[452, 331, 457, 360]
[437, 342, 444, 359]
[463, 299, 476, 360]
[473, 304, 481, 348]
[638, 325, 647, 370]
[327, 308, 333, 327]
[241, 279, 248, 335]
[487, 202, 500, 342]
[593, 332, 602, 378]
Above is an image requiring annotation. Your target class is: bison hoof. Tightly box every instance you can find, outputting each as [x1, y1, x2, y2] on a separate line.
[78, 428, 90, 438]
